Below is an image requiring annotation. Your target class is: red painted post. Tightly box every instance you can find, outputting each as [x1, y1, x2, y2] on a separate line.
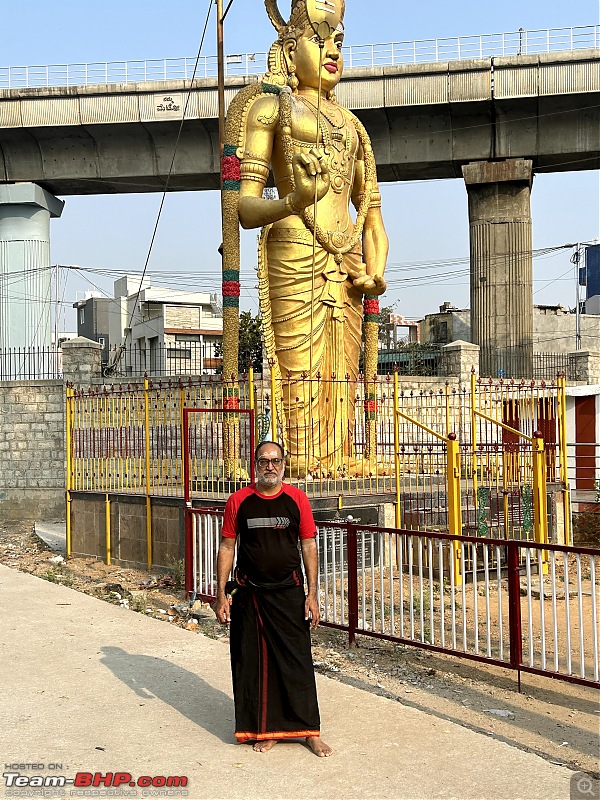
[507, 542, 523, 684]
[182, 409, 194, 594]
[249, 409, 256, 485]
[346, 521, 359, 647]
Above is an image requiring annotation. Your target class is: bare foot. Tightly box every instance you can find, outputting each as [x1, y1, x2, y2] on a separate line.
[253, 739, 277, 753]
[305, 736, 333, 757]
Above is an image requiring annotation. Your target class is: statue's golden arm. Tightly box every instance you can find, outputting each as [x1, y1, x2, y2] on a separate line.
[362, 207, 388, 294]
[352, 156, 388, 295]
[237, 96, 331, 230]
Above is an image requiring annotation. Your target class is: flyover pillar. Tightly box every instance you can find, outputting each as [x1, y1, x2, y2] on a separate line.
[0, 183, 64, 351]
[462, 159, 534, 379]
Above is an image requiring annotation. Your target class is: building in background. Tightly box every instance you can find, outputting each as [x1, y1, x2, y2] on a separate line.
[74, 276, 224, 376]
[582, 243, 600, 316]
[107, 276, 223, 376]
[421, 301, 600, 355]
[72, 291, 111, 364]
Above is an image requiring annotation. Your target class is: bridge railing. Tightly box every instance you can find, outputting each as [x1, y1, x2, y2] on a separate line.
[1, 25, 598, 90]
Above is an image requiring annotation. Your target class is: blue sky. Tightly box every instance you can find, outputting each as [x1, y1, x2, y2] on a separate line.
[1, 0, 598, 332]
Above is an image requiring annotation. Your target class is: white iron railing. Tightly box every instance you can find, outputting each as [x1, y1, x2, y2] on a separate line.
[1, 25, 598, 90]
[190, 509, 600, 688]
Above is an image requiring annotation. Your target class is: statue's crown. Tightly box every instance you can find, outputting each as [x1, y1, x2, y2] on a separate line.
[265, 0, 345, 38]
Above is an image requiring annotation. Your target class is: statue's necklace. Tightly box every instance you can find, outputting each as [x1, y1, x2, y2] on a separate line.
[296, 94, 352, 195]
[278, 89, 376, 262]
[297, 94, 345, 130]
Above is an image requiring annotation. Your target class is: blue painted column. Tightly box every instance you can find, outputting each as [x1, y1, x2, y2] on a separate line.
[0, 183, 64, 349]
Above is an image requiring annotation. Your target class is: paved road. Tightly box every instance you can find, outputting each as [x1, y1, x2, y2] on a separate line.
[0, 564, 577, 800]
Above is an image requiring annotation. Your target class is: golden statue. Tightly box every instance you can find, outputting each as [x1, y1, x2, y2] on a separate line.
[221, 0, 388, 476]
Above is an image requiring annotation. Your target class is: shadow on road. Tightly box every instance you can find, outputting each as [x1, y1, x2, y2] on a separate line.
[99, 646, 233, 743]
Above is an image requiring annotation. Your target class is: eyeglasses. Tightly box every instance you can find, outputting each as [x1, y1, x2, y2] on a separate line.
[256, 457, 283, 468]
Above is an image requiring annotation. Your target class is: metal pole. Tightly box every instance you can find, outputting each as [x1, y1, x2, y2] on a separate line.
[65, 386, 74, 558]
[270, 360, 277, 442]
[183, 408, 194, 594]
[575, 243, 582, 351]
[532, 430, 549, 572]
[144, 378, 153, 570]
[446, 433, 463, 587]
[346, 520, 359, 647]
[216, 0, 226, 166]
[393, 370, 401, 529]
[507, 541, 523, 689]
[105, 493, 112, 566]
[558, 375, 572, 546]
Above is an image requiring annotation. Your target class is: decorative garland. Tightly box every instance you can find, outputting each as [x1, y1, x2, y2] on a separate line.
[364, 393, 377, 420]
[363, 296, 380, 323]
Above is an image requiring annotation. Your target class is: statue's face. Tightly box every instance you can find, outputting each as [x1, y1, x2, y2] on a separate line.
[290, 26, 344, 93]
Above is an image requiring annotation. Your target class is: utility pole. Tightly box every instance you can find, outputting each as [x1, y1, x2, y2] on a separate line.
[216, 0, 225, 172]
[574, 243, 582, 351]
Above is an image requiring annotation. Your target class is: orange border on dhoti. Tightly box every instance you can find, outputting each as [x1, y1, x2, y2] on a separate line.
[235, 730, 320, 742]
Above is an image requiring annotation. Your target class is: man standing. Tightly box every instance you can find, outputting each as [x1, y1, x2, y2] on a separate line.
[215, 441, 332, 757]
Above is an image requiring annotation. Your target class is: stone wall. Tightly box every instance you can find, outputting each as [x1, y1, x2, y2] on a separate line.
[0, 379, 65, 520]
[569, 351, 600, 385]
[0, 338, 103, 522]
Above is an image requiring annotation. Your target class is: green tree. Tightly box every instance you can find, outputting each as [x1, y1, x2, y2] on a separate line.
[215, 311, 264, 374]
[378, 305, 394, 348]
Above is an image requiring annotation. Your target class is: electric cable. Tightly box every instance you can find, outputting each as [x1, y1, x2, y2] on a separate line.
[107, 0, 215, 376]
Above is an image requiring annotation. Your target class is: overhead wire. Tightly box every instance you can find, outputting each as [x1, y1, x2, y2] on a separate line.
[107, 0, 215, 374]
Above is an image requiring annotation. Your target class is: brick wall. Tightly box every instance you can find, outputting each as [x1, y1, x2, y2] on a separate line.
[0, 380, 65, 520]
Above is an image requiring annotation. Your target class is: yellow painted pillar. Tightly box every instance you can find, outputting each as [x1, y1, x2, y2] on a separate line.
[105, 493, 111, 565]
[144, 378, 153, 569]
[248, 366, 256, 443]
[393, 370, 401, 530]
[270, 360, 277, 443]
[447, 434, 463, 587]
[65, 387, 74, 558]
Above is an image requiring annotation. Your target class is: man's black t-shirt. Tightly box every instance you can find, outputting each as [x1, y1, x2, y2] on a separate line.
[222, 484, 317, 586]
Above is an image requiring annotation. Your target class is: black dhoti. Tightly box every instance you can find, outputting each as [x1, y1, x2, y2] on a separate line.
[229, 584, 320, 742]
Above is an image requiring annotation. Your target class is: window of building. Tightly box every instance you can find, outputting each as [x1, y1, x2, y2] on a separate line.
[167, 348, 191, 360]
[79, 307, 85, 325]
[174, 334, 201, 342]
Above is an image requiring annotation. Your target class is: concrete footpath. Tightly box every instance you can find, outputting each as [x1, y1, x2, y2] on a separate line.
[0, 564, 577, 800]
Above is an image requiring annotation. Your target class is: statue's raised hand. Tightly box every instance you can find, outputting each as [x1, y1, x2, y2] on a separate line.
[288, 148, 330, 213]
[352, 273, 387, 296]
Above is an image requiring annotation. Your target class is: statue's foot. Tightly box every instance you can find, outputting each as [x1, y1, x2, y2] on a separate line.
[220, 466, 250, 481]
[338, 458, 392, 478]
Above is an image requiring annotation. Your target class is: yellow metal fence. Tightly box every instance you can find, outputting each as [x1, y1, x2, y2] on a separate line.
[66, 372, 570, 549]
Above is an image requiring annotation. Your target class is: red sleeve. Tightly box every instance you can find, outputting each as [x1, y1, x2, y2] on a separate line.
[221, 486, 254, 538]
[221, 494, 239, 539]
[285, 485, 317, 540]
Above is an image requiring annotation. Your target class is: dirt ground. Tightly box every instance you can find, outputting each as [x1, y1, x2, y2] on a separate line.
[1, 521, 598, 778]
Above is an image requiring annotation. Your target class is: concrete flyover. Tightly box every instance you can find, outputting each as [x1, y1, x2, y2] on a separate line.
[0, 49, 598, 194]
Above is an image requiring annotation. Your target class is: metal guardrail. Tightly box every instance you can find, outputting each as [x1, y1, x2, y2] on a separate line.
[0, 346, 63, 380]
[1, 25, 598, 90]
[189, 509, 600, 689]
[566, 443, 600, 494]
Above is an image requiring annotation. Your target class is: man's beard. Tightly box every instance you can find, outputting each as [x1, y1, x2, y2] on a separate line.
[257, 472, 280, 489]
